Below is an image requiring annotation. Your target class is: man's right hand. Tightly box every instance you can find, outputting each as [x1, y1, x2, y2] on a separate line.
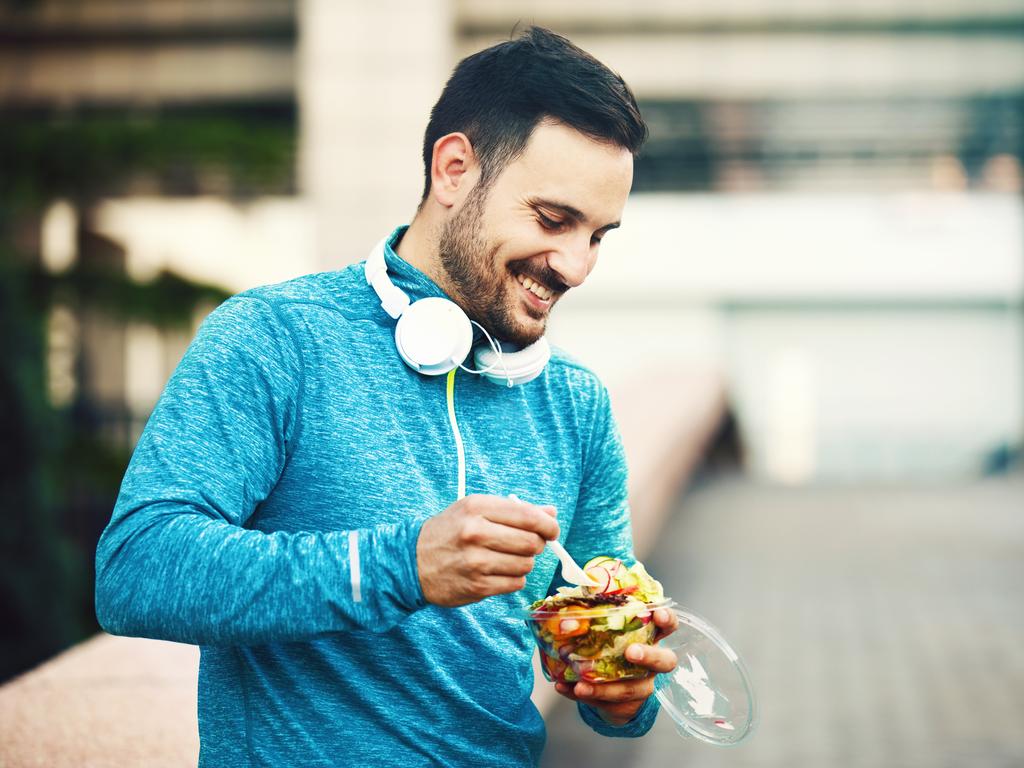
[416, 495, 560, 607]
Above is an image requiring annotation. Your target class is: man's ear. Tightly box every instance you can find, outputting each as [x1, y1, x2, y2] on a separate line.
[429, 132, 479, 208]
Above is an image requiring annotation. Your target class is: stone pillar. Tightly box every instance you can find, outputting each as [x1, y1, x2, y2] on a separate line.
[298, 0, 454, 270]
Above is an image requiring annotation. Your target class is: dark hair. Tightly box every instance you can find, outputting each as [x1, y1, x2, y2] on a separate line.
[420, 26, 648, 201]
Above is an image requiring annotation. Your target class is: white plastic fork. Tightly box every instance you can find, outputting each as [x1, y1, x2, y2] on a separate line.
[546, 538, 602, 588]
[508, 494, 601, 588]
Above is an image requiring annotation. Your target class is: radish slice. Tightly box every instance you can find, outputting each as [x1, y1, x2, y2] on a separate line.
[584, 566, 612, 593]
[574, 660, 596, 680]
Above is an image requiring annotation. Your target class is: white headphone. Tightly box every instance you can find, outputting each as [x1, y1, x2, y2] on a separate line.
[364, 237, 551, 387]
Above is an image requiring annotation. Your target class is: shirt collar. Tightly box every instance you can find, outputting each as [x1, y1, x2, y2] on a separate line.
[381, 225, 451, 304]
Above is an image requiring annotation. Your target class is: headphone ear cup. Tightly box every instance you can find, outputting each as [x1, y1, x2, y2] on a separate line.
[474, 336, 551, 386]
[394, 297, 474, 375]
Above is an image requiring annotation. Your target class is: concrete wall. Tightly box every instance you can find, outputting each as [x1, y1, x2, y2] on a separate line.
[298, 0, 453, 269]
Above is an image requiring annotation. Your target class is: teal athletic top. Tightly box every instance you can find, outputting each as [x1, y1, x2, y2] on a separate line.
[95, 226, 659, 767]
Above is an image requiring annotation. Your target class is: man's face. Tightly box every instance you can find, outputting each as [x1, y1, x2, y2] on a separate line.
[437, 120, 634, 347]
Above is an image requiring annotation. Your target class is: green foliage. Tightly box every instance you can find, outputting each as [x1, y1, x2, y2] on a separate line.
[41, 261, 232, 329]
[0, 110, 295, 211]
[0, 107, 286, 681]
[0, 250, 84, 680]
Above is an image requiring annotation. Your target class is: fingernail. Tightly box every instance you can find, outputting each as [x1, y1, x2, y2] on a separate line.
[543, 505, 558, 516]
[626, 645, 644, 662]
[575, 683, 592, 696]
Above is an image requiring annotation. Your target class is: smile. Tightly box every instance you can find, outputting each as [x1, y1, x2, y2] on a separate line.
[513, 272, 554, 301]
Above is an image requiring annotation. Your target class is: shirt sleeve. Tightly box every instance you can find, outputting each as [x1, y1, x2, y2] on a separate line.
[564, 381, 634, 567]
[94, 295, 426, 647]
[564, 378, 660, 737]
[578, 694, 660, 738]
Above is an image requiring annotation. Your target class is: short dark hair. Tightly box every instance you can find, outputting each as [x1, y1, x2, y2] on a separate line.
[420, 26, 648, 201]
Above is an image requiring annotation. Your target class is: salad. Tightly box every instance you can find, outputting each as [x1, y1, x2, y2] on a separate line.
[527, 556, 669, 684]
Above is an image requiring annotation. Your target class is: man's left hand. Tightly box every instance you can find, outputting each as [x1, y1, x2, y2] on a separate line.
[553, 607, 679, 726]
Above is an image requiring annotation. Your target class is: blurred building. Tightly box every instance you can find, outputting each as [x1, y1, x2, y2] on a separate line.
[4, 0, 1022, 481]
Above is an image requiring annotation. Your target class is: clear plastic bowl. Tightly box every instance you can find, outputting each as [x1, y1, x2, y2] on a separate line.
[523, 597, 676, 684]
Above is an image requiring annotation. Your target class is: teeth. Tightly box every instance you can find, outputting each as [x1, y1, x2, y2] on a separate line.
[516, 273, 552, 300]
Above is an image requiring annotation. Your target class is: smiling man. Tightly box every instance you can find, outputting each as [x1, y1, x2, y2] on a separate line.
[402, 117, 632, 348]
[96, 26, 675, 767]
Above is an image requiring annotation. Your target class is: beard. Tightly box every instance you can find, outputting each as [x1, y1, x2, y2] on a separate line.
[437, 187, 548, 347]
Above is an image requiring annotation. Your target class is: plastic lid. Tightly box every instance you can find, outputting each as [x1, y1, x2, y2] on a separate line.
[653, 606, 757, 746]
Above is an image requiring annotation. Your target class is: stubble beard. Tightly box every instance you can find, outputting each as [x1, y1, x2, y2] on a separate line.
[437, 187, 546, 347]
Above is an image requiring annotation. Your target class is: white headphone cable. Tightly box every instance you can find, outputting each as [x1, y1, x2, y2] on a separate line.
[445, 368, 467, 500]
[446, 320, 517, 501]
[457, 319, 514, 387]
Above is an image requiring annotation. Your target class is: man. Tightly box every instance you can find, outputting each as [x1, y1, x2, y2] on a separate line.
[96, 26, 677, 767]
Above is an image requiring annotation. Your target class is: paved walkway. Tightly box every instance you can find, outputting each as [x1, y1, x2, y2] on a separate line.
[541, 473, 1024, 768]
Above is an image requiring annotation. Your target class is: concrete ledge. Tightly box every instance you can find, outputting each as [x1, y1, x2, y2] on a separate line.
[0, 633, 200, 767]
[0, 367, 725, 767]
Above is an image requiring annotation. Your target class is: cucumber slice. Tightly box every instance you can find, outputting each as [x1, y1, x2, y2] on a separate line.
[582, 555, 617, 571]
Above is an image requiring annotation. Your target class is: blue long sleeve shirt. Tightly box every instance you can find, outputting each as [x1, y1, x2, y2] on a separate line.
[95, 226, 659, 767]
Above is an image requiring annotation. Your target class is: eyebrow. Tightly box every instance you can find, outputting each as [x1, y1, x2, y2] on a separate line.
[531, 198, 621, 233]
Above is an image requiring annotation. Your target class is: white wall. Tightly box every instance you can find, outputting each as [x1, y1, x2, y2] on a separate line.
[298, 0, 453, 269]
[725, 309, 1022, 482]
[551, 192, 1023, 482]
[93, 197, 316, 291]
[571, 192, 1024, 303]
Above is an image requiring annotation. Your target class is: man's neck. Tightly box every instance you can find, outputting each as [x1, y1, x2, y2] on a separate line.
[394, 217, 441, 283]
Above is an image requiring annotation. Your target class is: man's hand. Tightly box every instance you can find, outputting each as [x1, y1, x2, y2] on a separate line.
[553, 607, 679, 725]
[417, 494, 559, 607]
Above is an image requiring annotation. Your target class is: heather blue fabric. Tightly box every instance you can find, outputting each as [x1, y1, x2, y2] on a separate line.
[95, 226, 659, 766]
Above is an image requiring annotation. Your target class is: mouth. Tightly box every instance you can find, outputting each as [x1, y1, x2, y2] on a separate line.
[513, 271, 555, 311]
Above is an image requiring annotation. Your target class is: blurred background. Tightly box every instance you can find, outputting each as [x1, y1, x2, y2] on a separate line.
[1, 1, 1022, 766]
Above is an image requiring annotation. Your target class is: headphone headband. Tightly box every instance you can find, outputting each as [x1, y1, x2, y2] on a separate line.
[366, 238, 411, 319]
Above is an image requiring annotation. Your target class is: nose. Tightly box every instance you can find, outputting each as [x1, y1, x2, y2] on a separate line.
[546, 234, 597, 290]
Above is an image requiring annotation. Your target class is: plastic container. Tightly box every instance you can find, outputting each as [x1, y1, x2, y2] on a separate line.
[524, 597, 675, 684]
[523, 599, 757, 746]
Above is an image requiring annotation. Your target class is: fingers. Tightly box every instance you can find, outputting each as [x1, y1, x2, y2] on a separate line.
[462, 549, 536, 577]
[472, 574, 529, 597]
[573, 676, 655, 704]
[559, 647, 676, 707]
[480, 497, 560, 541]
[561, 645, 676, 705]
[416, 495, 562, 607]
[463, 517, 548, 556]
[554, 681, 579, 701]
[652, 607, 679, 640]
[625, 642, 677, 674]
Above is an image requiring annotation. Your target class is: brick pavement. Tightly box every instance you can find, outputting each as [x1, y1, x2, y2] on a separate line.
[540, 473, 1024, 768]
